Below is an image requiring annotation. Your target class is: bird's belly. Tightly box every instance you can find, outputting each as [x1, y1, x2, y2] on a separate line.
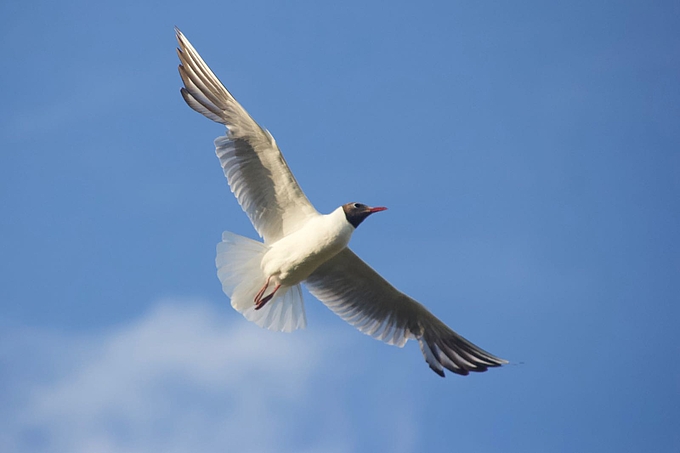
[265, 248, 336, 285]
[261, 221, 352, 285]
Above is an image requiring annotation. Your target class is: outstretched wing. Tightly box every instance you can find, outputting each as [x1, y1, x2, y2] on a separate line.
[176, 28, 319, 243]
[305, 248, 507, 377]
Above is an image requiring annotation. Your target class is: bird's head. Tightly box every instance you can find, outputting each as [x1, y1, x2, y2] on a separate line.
[342, 202, 387, 228]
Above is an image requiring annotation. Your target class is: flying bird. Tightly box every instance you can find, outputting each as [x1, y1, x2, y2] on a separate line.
[175, 28, 507, 377]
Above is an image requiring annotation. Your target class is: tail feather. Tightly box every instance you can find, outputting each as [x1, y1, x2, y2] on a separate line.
[216, 231, 306, 332]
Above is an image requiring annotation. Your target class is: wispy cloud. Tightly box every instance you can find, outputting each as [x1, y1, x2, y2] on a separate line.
[0, 301, 381, 453]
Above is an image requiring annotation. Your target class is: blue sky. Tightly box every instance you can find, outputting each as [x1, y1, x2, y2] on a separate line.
[1, 1, 679, 452]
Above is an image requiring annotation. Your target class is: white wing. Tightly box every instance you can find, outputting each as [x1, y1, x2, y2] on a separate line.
[176, 29, 319, 243]
[305, 248, 507, 377]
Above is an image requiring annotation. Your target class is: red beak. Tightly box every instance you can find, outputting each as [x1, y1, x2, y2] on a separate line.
[368, 206, 388, 213]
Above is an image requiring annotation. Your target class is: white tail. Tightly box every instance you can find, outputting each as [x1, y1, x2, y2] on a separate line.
[216, 231, 307, 332]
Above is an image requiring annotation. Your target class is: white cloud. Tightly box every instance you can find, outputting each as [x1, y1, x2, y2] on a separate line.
[0, 301, 382, 453]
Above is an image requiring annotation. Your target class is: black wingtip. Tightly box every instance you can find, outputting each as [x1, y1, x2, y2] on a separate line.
[421, 327, 507, 377]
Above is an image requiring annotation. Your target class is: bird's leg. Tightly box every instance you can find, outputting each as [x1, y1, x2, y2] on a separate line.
[254, 284, 281, 311]
[254, 276, 272, 305]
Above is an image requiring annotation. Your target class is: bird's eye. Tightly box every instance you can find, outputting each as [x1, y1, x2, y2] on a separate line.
[353, 203, 361, 209]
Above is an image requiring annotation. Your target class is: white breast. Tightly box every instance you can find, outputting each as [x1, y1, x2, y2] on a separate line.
[261, 207, 354, 285]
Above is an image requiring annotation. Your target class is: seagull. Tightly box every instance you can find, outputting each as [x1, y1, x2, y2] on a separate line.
[175, 28, 507, 377]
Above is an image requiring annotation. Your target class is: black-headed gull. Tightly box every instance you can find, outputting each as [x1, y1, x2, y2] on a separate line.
[175, 29, 507, 376]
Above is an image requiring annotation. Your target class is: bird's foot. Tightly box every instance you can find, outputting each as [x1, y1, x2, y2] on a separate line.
[254, 284, 281, 310]
[254, 276, 272, 305]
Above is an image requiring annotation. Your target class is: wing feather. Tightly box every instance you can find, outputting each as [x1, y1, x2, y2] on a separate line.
[176, 28, 318, 242]
[305, 248, 507, 377]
